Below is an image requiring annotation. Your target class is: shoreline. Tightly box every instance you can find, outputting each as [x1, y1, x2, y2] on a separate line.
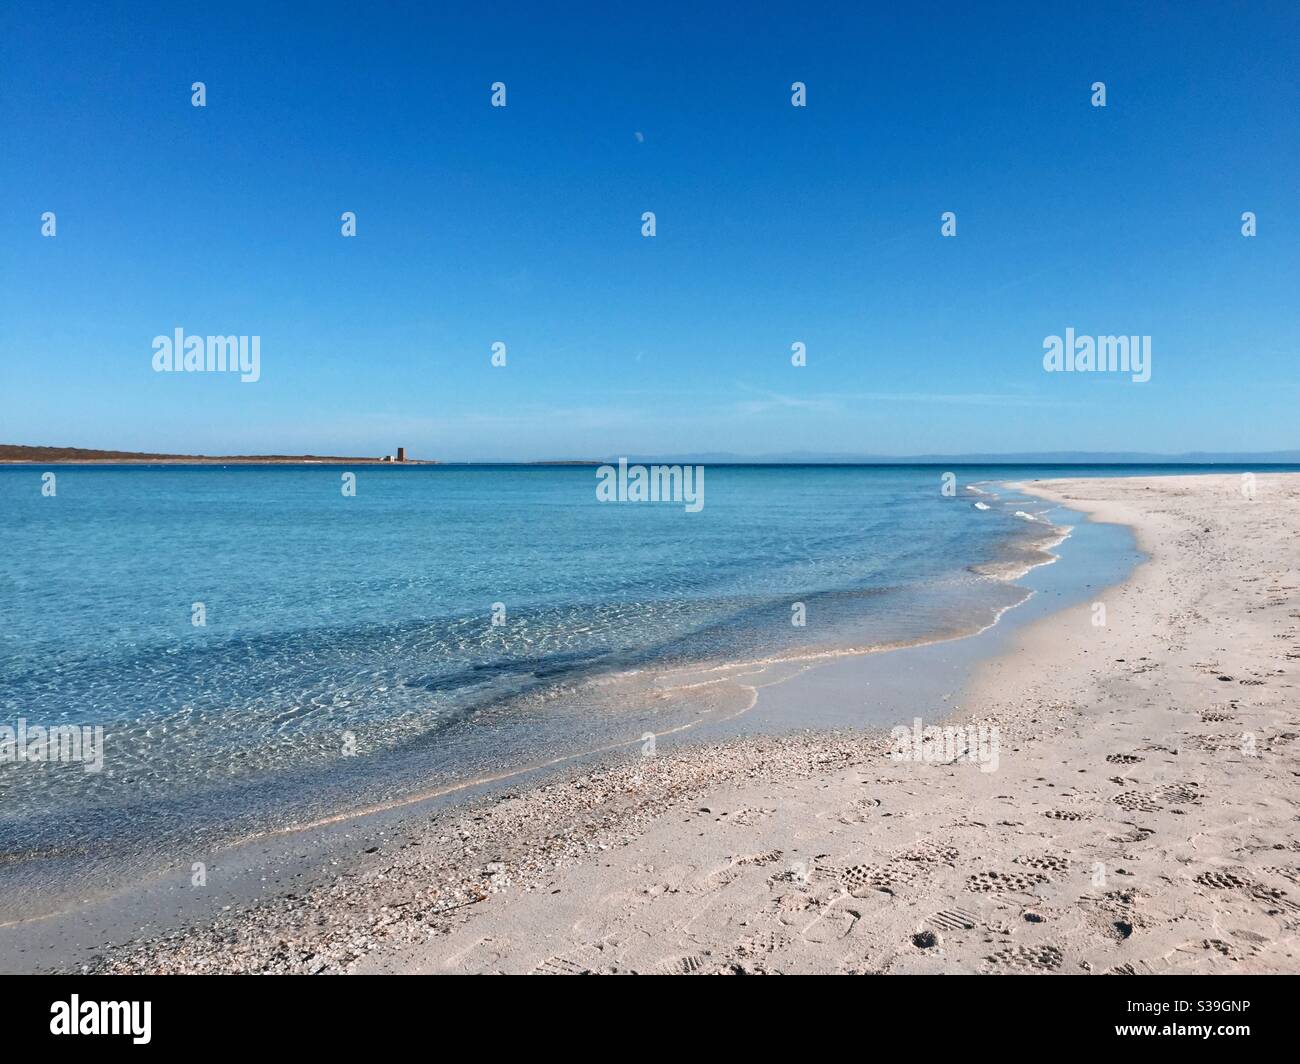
[0, 479, 1126, 973]
[0, 477, 1080, 922]
[0, 484, 1110, 945]
[361, 472, 1288, 975]
[5, 473, 1296, 974]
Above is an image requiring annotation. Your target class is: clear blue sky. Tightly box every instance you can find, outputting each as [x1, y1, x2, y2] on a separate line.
[2, 1, 1297, 460]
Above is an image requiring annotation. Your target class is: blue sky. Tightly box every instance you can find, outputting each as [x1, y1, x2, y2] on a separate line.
[2, 1, 1297, 460]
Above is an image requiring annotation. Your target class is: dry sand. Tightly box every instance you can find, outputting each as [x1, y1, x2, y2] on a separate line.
[78, 474, 1300, 974]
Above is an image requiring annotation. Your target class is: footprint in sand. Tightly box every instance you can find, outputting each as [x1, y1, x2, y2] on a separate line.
[1186, 733, 1239, 752]
[927, 907, 979, 932]
[773, 891, 818, 919]
[689, 863, 742, 894]
[1079, 888, 1144, 934]
[657, 953, 709, 975]
[799, 899, 862, 944]
[1109, 824, 1156, 844]
[1111, 790, 1164, 813]
[896, 840, 961, 864]
[735, 928, 793, 956]
[1246, 883, 1300, 914]
[1202, 938, 1242, 960]
[716, 807, 776, 827]
[769, 888, 855, 936]
[838, 861, 924, 896]
[1194, 869, 1300, 914]
[1153, 782, 1202, 805]
[533, 956, 592, 975]
[532, 942, 613, 975]
[965, 869, 1049, 893]
[820, 796, 882, 824]
[708, 958, 776, 975]
[1044, 809, 1093, 821]
[1195, 869, 1250, 890]
[983, 943, 1063, 973]
[735, 849, 784, 867]
[1015, 853, 1070, 874]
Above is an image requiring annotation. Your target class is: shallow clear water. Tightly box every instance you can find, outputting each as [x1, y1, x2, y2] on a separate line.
[0, 462, 1283, 881]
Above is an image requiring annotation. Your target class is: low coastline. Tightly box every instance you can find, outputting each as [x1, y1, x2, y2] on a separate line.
[3, 473, 1296, 974]
[0, 444, 436, 464]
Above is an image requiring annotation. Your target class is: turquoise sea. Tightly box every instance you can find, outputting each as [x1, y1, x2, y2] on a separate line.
[0, 462, 1289, 900]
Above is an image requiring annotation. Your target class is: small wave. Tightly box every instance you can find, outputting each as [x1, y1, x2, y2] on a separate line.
[973, 501, 991, 511]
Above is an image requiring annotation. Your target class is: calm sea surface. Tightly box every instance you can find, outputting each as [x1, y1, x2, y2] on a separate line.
[0, 463, 1286, 889]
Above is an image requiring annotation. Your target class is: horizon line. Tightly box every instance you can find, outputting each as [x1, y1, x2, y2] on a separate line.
[4, 443, 1300, 467]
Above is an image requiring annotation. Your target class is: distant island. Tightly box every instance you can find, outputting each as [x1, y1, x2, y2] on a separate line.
[0, 444, 434, 465]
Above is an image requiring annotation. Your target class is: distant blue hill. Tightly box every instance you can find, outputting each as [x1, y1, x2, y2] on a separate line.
[533, 451, 1300, 466]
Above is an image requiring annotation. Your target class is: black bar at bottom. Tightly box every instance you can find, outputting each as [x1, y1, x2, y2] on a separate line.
[1, 973, 1292, 1051]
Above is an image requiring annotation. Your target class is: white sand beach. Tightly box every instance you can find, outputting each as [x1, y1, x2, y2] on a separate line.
[74, 474, 1300, 974]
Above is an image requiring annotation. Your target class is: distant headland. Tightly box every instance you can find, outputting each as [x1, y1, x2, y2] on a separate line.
[0, 444, 435, 465]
